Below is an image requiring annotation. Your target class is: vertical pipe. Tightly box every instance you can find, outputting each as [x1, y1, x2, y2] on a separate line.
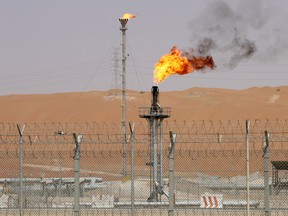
[120, 21, 127, 176]
[149, 119, 153, 196]
[246, 120, 250, 216]
[159, 119, 163, 199]
[264, 131, 270, 216]
[73, 133, 83, 216]
[168, 131, 176, 216]
[152, 118, 158, 201]
[271, 166, 275, 195]
[129, 122, 135, 216]
[17, 124, 25, 216]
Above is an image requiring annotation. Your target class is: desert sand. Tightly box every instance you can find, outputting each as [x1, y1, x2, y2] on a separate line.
[0, 86, 288, 211]
[0, 86, 287, 123]
[0, 86, 287, 179]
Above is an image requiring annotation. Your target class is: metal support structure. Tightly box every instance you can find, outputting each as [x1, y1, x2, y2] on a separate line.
[149, 122, 153, 195]
[129, 122, 135, 216]
[159, 120, 164, 200]
[112, 48, 120, 95]
[139, 86, 171, 202]
[152, 118, 158, 196]
[168, 131, 176, 216]
[263, 131, 270, 216]
[17, 124, 25, 216]
[73, 133, 83, 216]
[119, 18, 128, 176]
[246, 120, 250, 216]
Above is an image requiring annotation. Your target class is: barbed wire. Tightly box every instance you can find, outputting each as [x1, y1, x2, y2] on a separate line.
[1, 120, 288, 212]
[0, 119, 288, 160]
[1, 119, 288, 134]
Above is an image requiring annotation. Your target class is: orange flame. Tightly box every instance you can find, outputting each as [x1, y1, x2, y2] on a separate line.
[120, 13, 136, 20]
[154, 46, 215, 83]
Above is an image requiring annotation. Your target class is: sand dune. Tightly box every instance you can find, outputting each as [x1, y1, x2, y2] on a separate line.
[0, 86, 287, 178]
[0, 86, 287, 123]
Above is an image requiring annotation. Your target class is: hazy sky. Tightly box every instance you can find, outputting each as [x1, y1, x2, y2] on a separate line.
[1, 0, 288, 95]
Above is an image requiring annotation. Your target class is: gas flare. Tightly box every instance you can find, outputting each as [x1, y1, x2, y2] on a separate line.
[120, 13, 136, 20]
[154, 46, 215, 83]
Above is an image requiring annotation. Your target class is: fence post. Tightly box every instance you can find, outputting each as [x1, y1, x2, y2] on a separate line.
[17, 124, 25, 216]
[73, 133, 83, 216]
[168, 131, 176, 216]
[56, 131, 65, 199]
[263, 130, 270, 216]
[246, 120, 250, 216]
[129, 122, 135, 216]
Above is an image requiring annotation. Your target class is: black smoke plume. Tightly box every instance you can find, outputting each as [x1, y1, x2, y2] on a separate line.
[188, 0, 288, 69]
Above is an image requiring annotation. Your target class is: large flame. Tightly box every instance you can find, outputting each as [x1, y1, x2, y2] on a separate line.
[120, 13, 136, 20]
[154, 46, 215, 83]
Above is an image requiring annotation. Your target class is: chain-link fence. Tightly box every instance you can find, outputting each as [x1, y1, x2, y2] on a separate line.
[0, 119, 288, 216]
